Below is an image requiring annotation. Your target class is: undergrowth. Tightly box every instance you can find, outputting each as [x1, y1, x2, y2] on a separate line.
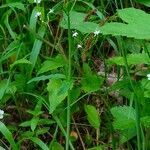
[0, 0, 150, 149]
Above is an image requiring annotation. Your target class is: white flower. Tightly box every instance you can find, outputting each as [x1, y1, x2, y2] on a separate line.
[0, 109, 4, 119]
[35, 11, 41, 18]
[77, 44, 82, 49]
[72, 31, 78, 37]
[48, 9, 54, 14]
[34, 0, 41, 3]
[147, 74, 150, 80]
[94, 30, 101, 37]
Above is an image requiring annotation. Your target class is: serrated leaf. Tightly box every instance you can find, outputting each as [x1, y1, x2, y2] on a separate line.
[47, 79, 73, 114]
[107, 53, 150, 66]
[10, 59, 32, 69]
[111, 106, 136, 130]
[84, 105, 100, 129]
[81, 64, 103, 93]
[61, 11, 100, 33]
[101, 8, 150, 39]
[38, 55, 66, 74]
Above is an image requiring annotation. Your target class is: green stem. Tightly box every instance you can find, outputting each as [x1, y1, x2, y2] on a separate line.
[53, 115, 75, 150]
[117, 37, 141, 150]
[66, 6, 72, 150]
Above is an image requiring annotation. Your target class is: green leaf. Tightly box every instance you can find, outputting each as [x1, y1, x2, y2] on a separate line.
[29, 7, 44, 32]
[61, 11, 100, 33]
[111, 106, 136, 130]
[0, 80, 9, 100]
[141, 116, 150, 128]
[28, 137, 49, 150]
[136, 0, 150, 7]
[51, 141, 64, 150]
[0, 2, 26, 12]
[107, 53, 150, 66]
[38, 55, 66, 74]
[47, 79, 73, 114]
[0, 122, 18, 150]
[10, 59, 32, 69]
[31, 117, 39, 132]
[84, 105, 100, 129]
[81, 64, 103, 93]
[4, 10, 17, 40]
[101, 8, 150, 39]
[29, 26, 46, 70]
[27, 74, 66, 84]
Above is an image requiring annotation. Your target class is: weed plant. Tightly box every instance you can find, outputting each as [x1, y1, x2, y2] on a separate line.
[0, 0, 150, 149]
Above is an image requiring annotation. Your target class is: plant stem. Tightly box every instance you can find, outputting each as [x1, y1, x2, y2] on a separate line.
[66, 6, 72, 150]
[117, 37, 141, 150]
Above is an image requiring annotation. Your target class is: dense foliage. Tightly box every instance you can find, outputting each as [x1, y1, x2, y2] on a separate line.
[1, 0, 150, 149]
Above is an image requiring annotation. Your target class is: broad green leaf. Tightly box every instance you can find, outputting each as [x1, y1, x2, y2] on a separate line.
[119, 127, 137, 144]
[101, 8, 150, 39]
[28, 137, 49, 150]
[84, 105, 100, 129]
[51, 141, 64, 150]
[47, 79, 72, 114]
[136, 0, 150, 7]
[10, 59, 32, 69]
[81, 64, 103, 93]
[27, 74, 66, 84]
[0, 122, 18, 150]
[111, 106, 136, 130]
[61, 11, 100, 33]
[107, 53, 150, 66]
[38, 55, 66, 74]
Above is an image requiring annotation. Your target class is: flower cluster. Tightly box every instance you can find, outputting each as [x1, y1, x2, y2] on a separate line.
[35, 11, 41, 18]
[94, 30, 101, 37]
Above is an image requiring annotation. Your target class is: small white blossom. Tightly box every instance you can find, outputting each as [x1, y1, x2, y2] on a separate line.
[77, 44, 82, 49]
[48, 9, 54, 14]
[34, 0, 41, 3]
[94, 30, 101, 37]
[0, 109, 4, 119]
[35, 11, 41, 18]
[147, 74, 150, 80]
[72, 31, 78, 37]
